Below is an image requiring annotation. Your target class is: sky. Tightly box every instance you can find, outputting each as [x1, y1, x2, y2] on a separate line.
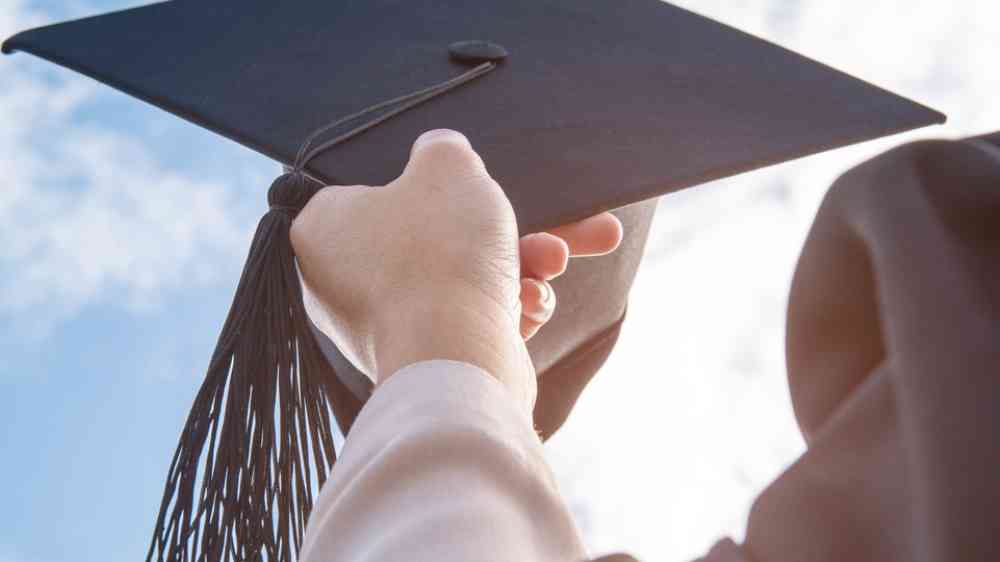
[0, 1, 997, 562]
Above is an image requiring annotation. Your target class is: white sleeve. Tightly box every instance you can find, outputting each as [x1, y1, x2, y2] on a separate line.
[299, 360, 588, 562]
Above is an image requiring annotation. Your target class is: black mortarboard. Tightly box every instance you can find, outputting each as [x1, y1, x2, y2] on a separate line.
[3, 1, 944, 561]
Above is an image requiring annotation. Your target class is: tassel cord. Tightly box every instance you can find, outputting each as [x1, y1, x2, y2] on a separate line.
[146, 59, 498, 562]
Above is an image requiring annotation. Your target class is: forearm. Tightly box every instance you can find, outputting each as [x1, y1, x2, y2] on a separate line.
[300, 361, 586, 562]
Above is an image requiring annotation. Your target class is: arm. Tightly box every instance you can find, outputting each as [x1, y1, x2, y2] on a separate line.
[291, 129, 622, 562]
[299, 360, 586, 562]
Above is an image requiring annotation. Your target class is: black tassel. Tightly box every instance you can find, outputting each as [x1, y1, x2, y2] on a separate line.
[145, 60, 498, 562]
[146, 172, 353, 562]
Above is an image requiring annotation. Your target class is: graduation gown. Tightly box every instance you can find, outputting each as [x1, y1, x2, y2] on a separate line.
[737, 131, 1000, 562]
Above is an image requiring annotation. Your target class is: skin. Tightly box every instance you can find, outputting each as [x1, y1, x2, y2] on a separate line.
[291, 128, 623, 412]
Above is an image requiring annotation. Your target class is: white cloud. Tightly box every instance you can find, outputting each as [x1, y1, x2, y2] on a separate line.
[0, 0, 261, 338]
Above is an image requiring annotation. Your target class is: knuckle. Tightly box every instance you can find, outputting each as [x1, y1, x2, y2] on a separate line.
[414, 130, 485, 174]
[289, 186, 340, 253]
[415, 128, 468, 146]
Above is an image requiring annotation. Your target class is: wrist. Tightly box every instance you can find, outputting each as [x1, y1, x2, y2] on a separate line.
[372, 290, 536, 411]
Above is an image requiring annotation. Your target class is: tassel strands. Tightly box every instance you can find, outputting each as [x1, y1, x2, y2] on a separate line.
[145, 60, 499, 562]
[146, 173, 343, 562]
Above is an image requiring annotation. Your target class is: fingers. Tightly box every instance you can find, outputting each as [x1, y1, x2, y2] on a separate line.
[401, 129, 488, 184]
[393, 128, 621, 345]
[402, 129, 622, 259]
[519, 232, 569, 280]
[546, 212, 623, 257]
[519, 212, 623, 282]
[519, 277, 555, 340]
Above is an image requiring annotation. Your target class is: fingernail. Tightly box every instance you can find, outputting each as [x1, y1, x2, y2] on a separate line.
[412, 128, 467, 152]
[532, 279, 551, 304]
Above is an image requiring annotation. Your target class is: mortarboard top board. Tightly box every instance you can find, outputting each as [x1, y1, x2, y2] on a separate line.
[3, 0, 944, 234]
[3, 2, 945, 562]
[1, 0, 948, 452]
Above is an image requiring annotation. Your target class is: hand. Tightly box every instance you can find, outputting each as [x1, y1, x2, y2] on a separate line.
[292, 129, 621, 409]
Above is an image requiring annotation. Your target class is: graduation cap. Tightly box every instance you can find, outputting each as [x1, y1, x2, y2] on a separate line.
[3, 1, 944, 561]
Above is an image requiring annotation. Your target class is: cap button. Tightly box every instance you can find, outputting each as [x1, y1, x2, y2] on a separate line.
[448, 40, 508, 64]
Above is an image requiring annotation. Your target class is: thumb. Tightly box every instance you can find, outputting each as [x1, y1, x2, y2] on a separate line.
[400, 129, 488, 185]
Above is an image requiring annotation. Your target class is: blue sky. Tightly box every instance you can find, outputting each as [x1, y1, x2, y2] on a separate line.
[1, 2, 274, 561]
[1, 1, 997, 562]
